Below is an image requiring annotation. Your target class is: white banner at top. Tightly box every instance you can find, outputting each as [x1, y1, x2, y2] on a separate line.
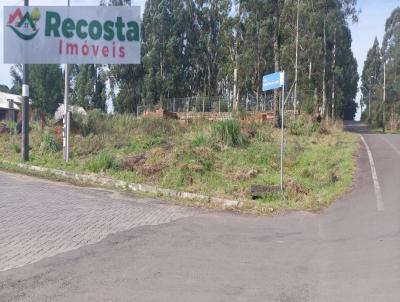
[3, 6, 141, 64]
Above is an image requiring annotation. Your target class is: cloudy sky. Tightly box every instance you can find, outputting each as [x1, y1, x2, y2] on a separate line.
[0, 0, 399, 118]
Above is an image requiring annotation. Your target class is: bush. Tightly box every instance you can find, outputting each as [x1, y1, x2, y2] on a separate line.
[212, 119, 246, 147]
[87, 109, 106, 134]
[12, 143, 21, 154]
[40, 132, 60, 153]
[308, 122, 321, 134]
[191, 134, 209, 147]
[85, 151, 120, 173]
[289, 119, 305, 136]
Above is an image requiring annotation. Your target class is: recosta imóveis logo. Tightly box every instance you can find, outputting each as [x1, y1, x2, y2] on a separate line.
[7, 8, 41, 41]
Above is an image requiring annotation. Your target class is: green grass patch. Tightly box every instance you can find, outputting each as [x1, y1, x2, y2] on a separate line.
[0, 114, 358, 212]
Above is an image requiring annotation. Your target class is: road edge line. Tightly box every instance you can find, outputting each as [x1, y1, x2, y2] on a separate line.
[360, 135, 384, 212]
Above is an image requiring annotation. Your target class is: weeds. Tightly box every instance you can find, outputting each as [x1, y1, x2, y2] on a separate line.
[11, 143, 21, 154]
[85, 151, 120, 173]
[212, 119, 246, 147]
[40, 132, 60, 153]
[0, 114, 358, 211]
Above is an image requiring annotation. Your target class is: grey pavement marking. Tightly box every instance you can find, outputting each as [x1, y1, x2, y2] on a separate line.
[0, 171, 195, 272]
[360, 135, 384, 212]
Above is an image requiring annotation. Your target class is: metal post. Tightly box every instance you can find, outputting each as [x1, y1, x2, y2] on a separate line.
[21, 0, 30, 161]
[383, 63, 386, 133]
[294, 0, 299, 119]
[63, 0, 71, 162]
[280, 75, 285, 193]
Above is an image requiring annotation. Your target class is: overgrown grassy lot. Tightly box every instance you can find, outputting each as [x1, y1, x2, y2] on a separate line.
[0, 111, 358, 211]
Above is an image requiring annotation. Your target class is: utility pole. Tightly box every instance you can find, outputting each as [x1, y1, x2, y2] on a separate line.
[63, 0, 71, 162]
[280, 72, 285, 193]
[232, 1, 240, 113]
[21, 0, 29, 161]
[383, 62, 386, 133]
[293, 0, 299, 119]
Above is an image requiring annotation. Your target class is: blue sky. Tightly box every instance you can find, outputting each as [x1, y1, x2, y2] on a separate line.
[0, 0, 398, 119]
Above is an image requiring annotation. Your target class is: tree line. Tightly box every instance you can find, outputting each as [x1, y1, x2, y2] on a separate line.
[8, 0, 360, 121]
[361, 7, 400, 130]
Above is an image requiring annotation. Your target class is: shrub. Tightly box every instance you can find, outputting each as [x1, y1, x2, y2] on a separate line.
[40, 132, 60, 153]
[142, 136, 164, 149]
[12, 143, 21, 154]
[191, 134, 209, 147]
[87, 109, 106, 134]
[289, 119, 305, 136]
[212, 119, 246, 147]
[308, 122, 321, 134]
[85, 151, 120, 173]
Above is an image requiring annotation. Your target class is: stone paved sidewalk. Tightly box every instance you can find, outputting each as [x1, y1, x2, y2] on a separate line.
[0, 171, 195, 271]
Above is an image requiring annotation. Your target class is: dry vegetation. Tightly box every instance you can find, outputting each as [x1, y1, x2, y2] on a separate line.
[0, 111, 358, 211]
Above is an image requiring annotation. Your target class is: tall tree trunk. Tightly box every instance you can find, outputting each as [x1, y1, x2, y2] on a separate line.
[256, 15, 261, 112]
[322, 12, 327, 118]
[232, 1, 240, 113]
[273, 5, 280, 125]
[331, 27, 337, 120]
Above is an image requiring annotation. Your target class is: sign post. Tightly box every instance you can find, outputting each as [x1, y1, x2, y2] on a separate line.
[262, 71, 286, 193]
[63, 0, 70, 162]
[21, 0, 29, 161]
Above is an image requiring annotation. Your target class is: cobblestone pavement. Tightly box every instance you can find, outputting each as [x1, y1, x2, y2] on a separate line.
[0, 171, 195, 272]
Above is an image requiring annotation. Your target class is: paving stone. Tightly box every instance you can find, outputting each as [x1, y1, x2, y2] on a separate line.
[0, 172, 194, 271]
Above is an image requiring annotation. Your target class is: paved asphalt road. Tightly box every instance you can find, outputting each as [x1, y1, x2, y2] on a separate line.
[0, 123, 399, 301]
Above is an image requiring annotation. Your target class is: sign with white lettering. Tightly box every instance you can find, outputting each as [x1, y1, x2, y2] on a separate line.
[4, 6, 141, 64]
[262, 72, 285, 92]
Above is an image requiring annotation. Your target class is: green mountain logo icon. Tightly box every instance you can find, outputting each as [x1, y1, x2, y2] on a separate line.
[8, 8, 41, 41]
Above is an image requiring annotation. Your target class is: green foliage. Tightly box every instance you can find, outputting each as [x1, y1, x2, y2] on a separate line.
[362, 7, 400, 128]
[74, 65, 107, 112]
[29, 64, 63, 118]
[289, 119, 305, 136]
[0, 115, 358, 211]
[0, 84, 10, 93]
[212, 119, 246, 147]
[85, 151, 120, 173]
[40, 132, 60, 153]
[11, 143, 21, 154]
[309, 122, 321, 134]
[191, 134, 209, 147]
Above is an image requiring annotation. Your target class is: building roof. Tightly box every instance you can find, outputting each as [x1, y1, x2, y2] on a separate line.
[0, 92, 22, 111]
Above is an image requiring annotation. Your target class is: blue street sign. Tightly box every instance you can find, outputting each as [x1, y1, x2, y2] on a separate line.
[262, 71, 285, 92]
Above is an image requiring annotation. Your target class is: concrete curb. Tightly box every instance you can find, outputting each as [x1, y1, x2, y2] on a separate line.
[0, 161, 240, 208]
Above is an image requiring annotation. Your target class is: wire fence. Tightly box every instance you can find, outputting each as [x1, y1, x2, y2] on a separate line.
[137, 94, 280, 116]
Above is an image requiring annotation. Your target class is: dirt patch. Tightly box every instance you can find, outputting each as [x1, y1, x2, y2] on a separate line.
[123, 153, 147, 171]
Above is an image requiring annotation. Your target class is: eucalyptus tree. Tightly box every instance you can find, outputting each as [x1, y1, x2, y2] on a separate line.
[361, 38, 382, 121]
[381, 7, 400, 127]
